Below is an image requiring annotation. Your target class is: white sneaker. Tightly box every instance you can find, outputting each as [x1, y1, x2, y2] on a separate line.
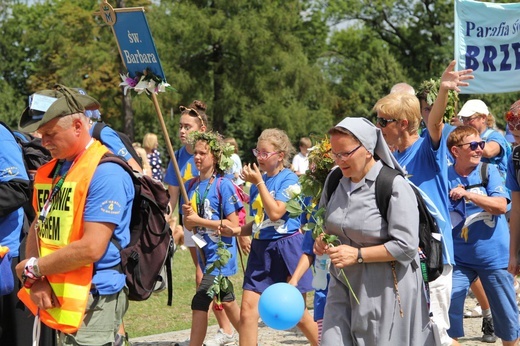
[464, 305, 482, 318]
[205, 328, 237, 346]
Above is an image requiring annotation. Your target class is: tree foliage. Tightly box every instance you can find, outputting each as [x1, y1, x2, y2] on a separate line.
[0, 0, 519, 160]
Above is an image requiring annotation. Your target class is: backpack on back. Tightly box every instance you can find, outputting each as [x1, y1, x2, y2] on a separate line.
[92, 122, 143, 168]
[0, 122, 52, 223]
[511, 146, 520, 180]
[325, 165, 443, 282]
[99, 155, 174, 305]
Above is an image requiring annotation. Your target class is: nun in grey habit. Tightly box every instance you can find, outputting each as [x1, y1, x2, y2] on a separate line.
[315, 117, 436, 346]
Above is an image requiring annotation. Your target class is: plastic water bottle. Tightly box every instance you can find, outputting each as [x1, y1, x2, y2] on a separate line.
[312, 254, 330, 290]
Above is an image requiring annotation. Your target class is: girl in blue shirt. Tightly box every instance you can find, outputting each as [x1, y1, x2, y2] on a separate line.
[220, 128, 317, 346]
[181, 131, 242, 346]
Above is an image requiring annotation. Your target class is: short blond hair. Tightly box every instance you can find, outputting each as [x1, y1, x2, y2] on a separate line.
[142, 133, 158, 151]
[372, 93, 421, 134]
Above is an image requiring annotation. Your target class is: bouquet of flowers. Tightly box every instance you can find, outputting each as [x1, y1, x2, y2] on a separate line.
[285, 136, 336, 241]
[284, 136, 359, 303]
[119, 68, 175, 95]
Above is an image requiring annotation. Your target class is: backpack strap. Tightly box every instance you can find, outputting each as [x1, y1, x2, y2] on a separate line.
[324, 167, 343, 205]
[216, 176, 247, 273]
[374, 165, 401, 222]
[92, 121, 143, 168]
[91, 121, 106, 142]
[464, 162, 488, 190]
[514, 146, 520, 181]
[480, 128, 494, 141]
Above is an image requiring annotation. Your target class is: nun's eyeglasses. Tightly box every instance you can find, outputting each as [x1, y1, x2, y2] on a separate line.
[330, 145, 362, 160]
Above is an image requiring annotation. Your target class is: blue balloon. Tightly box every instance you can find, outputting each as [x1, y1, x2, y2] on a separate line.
[258, 283, 305, 330]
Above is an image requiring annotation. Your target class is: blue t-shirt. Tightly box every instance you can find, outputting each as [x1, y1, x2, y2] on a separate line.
[248, 168, 300, 240]
[182, 175, 241, 276]
[422, 124, 456, 166]
[394, 134, 454, 265]
[0, 125, 29, 258]
[448, 163, 509, 269]
[480, 127, 510, 180]
[62, 160, 135, 295]
[89, 126, 133, 162]
[164, 146, 198, 186]
[506, 156, 520, 192]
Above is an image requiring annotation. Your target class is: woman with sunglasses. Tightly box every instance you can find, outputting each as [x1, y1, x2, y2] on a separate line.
[219, 128, 318, 346]
[446, 125, 519, 345]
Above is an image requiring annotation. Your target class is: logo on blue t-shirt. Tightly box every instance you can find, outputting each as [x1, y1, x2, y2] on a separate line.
[100, 200, 122, 215]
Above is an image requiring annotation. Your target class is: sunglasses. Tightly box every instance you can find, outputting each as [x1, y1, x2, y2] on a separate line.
[252, 149, 280, 160]
[330, 145, 362, 161]
[179, 106, 205, 127]
[456, 141, 485, 150]
[376, 118, 398, 128]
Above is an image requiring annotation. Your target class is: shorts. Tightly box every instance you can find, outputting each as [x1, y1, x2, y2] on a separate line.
[243, 232, 313, 294]
[59, 288, 129, 345]
[448, 265, 520, 341]
[183, 227, 196, 247]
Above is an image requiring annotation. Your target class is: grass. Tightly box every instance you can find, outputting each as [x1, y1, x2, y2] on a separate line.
[123, 248, 246, 337]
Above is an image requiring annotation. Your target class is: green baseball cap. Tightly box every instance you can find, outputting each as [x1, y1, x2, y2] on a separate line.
[19, 84, 100, 133]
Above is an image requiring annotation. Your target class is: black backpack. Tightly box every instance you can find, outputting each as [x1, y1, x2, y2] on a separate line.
[99, 155, 174, 305]
[92, 122, 143, 168]
[325, 165, 443, 282]
[0, 122, 51, 222]
[512, 146, 520, 180]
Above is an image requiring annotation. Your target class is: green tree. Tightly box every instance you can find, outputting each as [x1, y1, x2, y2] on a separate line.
[148, 0, 334, 160]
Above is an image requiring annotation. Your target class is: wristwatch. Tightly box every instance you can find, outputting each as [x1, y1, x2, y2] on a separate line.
[32, 258, 42, 278]
[357, 248, 364, 264]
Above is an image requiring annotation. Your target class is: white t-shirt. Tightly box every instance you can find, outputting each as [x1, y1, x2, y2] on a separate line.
[292, 152, 309, 175]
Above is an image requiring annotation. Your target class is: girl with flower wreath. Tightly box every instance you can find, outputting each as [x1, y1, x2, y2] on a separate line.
[181, 131, 243, 346]
[219, 128, 318, 346]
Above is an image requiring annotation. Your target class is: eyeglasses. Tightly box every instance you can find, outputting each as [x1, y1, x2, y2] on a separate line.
[376, 118, 398, 128]
[461, 115, 481, 123]
[252, 149, 280, 160]
[456, 141, 485, 150]
[330, 145, 362, 160]
[179, 106, 205, 127]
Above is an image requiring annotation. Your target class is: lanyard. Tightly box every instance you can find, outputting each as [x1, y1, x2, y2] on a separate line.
[37, 161, 67, 226]
[195, 174, 215, 218]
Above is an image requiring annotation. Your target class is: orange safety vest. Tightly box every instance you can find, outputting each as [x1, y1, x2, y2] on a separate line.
[18, 141, 108, 333]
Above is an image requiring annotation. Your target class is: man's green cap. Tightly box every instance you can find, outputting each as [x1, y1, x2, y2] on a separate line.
[19, 84, 100, 133]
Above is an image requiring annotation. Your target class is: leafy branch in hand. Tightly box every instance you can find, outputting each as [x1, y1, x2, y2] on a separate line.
[206, 240, 233, 309]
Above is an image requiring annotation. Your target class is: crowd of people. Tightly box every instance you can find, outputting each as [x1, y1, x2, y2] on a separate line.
[1, 58, 520, 346]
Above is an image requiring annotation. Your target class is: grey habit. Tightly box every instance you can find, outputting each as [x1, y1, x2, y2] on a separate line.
[319, 117, 435, 346]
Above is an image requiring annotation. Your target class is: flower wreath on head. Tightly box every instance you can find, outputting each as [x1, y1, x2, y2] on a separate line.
[119, 68, 175, 95]
[187, 131, 235, 174]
